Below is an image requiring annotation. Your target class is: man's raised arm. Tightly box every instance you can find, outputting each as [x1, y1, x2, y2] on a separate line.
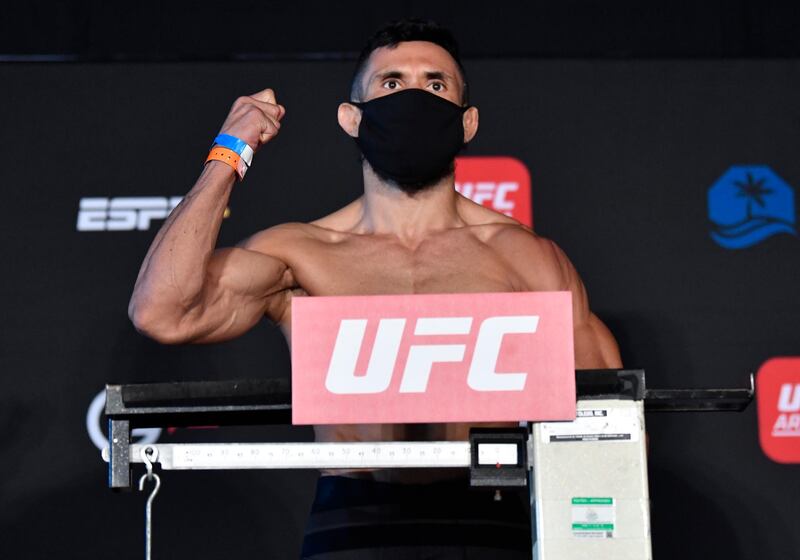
[128, 88, 290, 344]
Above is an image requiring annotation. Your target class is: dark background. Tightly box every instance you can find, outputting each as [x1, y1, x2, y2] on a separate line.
[1, 2, 799, 559]
[3, 0, 800, 61]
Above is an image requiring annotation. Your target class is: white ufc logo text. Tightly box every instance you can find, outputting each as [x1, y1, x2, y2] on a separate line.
[772, 383, 800, 437]
[325, 316, 539, 395]
[77, 196, 182, 231]
[777, 383, 800, 412]
[456, 182, 519, 216]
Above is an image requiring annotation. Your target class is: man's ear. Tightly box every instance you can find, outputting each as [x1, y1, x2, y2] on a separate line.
[338, 102, 361, 138]
[463, 106, 479, 143]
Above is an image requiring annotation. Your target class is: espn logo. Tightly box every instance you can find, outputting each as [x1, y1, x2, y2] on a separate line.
[757, 357, 800, 463]
[455, 156, 532, 227]
[325, 316, 539, 395]
[77, 196, 182, 231]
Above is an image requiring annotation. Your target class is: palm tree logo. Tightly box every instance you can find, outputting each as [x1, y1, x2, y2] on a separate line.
[733, 172, 774, 220]
[708, 165, 796, 249]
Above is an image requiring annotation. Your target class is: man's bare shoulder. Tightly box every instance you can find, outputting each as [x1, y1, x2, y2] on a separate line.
[456, 193, 521, 229]
[238, 200, 363, 255]
[238, 222, 334, 255]
[457, 195, 547, 249]
[309, 199, 364, 233]
[476, 220, 568, 292]
[240, 222, 311, 249]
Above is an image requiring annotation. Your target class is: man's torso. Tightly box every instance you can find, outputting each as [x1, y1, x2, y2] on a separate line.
[247, 196, 558, 481]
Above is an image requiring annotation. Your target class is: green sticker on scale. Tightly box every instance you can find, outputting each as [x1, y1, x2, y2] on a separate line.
[571, 497, 615, 538]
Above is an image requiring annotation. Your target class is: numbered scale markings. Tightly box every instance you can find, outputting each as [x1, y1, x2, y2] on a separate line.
[122, 442, 474, 470]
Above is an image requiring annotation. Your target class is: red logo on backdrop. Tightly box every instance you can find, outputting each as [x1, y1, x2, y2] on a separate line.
[757, 357, 800, 463]
[291, 292, 575, 425]
[455, 157, 533, 227]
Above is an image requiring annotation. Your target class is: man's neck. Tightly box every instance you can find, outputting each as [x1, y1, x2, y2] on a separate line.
[357, 165, 463, 245]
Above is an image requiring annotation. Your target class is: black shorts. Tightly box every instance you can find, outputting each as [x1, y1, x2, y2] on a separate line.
[301, 475, 532, 559]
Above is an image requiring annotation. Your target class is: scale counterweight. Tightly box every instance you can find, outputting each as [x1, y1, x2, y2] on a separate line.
[119, 442, 474, 470]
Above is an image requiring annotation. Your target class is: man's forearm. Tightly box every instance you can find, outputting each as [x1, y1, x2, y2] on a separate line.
[128, 87, 285, 337]
[129, 161, 235, 328]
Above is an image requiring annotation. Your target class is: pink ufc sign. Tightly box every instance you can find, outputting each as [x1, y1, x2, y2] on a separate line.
[757, 357, 800, 463]
[455, 156, 532, 227]
[291, 292, 575, 425]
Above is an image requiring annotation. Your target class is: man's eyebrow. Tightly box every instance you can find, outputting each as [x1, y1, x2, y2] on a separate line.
[425, 71, 453, 81]
[372, 70, 405, 83]
[370, 69, 456, 84]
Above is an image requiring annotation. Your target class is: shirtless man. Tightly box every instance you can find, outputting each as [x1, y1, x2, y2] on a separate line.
[129, 18, 620, 560]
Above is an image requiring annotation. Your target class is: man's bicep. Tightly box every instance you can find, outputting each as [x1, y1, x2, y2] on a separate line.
[183, 246, 292, 343]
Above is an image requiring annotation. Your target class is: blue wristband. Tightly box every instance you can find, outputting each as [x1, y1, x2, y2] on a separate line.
[213, 134, 249, 155]
[213, 134, 254, 167]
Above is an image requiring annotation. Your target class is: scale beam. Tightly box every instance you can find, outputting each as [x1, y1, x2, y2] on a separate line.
[104, 370, 753, 488]
[104, 441, 474, 470]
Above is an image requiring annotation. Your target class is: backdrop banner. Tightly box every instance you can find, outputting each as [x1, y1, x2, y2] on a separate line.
[0, 59, 798, 559]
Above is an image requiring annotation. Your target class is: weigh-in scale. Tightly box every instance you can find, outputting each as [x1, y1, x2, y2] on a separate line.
[102, 369, 752, 559]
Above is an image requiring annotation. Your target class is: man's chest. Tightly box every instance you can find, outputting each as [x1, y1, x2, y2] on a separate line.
[284, 233, 525, 297]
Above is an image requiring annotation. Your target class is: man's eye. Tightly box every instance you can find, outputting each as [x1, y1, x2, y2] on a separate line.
[430, 82, 445, 92]
[383, 80, 399, 89]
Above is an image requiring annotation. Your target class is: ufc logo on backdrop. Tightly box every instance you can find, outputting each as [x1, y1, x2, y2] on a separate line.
[757, 357, 800, 463]
[773, 383, 800, 435]
[325, 315, 539, 395]
[455, 182, 520, 217]
[454, 156, 532, 227]
[292, 292, 575, 425]
[77, 196, 182, 231]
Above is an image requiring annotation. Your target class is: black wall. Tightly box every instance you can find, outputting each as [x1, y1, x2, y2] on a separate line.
[1, 58, 798, 558]
[4, 0, 800, 60]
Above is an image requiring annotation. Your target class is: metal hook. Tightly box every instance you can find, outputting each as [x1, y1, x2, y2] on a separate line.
[138, 469, 161, 496]
[140, 445, 159, 480]
[138, 446, 160, 560]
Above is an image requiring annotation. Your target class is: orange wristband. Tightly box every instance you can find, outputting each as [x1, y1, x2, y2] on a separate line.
[205, 146, 248, 180]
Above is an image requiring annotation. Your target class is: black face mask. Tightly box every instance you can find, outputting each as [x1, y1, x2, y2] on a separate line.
[351, 89, 469, 192]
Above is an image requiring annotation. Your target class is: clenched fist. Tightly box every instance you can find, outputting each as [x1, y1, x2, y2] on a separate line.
[218, 88, 286, 151]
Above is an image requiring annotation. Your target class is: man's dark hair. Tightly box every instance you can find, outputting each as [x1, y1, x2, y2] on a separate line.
[350, 18, 468, 105]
